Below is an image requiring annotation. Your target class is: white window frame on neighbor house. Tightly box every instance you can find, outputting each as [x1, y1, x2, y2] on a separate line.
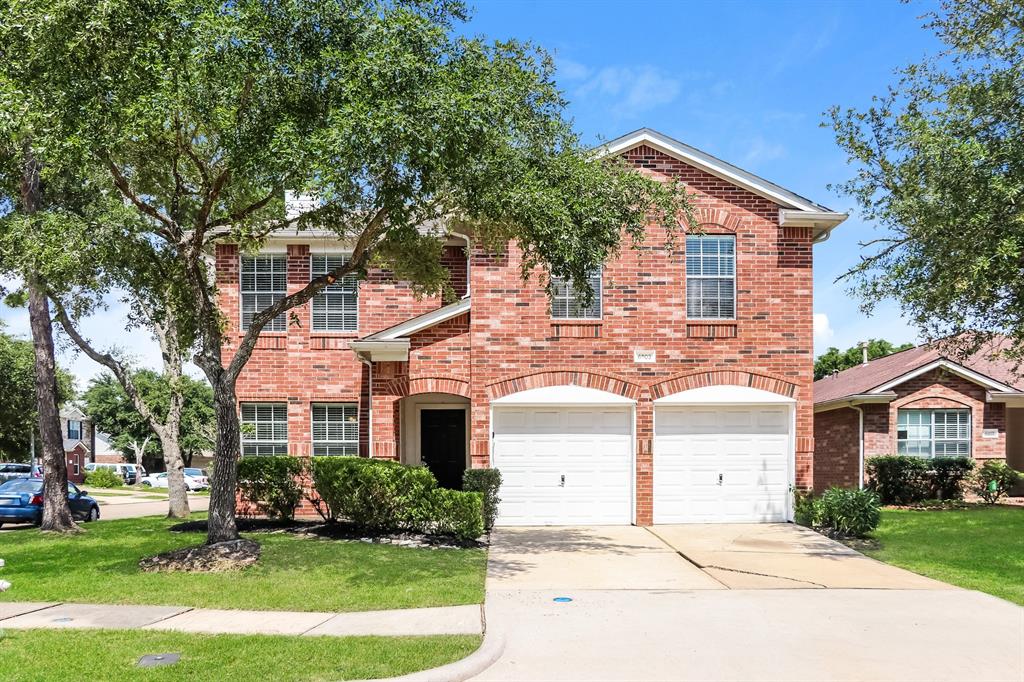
[550, 267, 603, 320]
[240, 254, 288, 332]
[240, 403, 288, 456]
[685, 234, 736, 320]
[897, 408, 971, 458]
[309, 253, 359, 333]
[67, 420, 82, 440]
[311, 403, 359, 456]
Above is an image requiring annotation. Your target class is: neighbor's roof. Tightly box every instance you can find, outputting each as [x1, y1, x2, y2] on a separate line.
[814, 337, 1024, 405]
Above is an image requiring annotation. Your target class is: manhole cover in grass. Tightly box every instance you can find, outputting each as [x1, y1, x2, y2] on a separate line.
[137, 653, 181, 668]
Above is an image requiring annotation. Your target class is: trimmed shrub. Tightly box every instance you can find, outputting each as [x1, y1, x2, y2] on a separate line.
[311, 457, 436, 531]
[793, 488, 816, 527]
[428, 488, 484, 540]
[814, 487, 881, 538]
[866, 456, 929, 504]
[463, 468, 502, 531]
[970, 460, 1022, 504]
[929, 457, 974, 500]
[236, 456, 305, 520]
[85, 468, 123, 488]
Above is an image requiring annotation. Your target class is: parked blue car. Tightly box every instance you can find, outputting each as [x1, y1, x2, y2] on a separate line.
[0, 478, 100, 528]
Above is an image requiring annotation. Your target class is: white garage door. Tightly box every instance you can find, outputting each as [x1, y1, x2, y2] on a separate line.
[654, 405, 790, 523]
[492, 406, 633, 526]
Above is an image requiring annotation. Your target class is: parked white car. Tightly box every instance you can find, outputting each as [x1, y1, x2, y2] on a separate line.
[140, 472, 209, 491]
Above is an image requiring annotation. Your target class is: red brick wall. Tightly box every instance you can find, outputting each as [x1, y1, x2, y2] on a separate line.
[222, 144, 817, 524]
[813, 407, 860, 492]
[814, 369, 1010, 490]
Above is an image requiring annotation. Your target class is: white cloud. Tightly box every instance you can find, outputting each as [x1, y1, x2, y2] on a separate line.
[813, 312, 835, 349]
[741, 135, 787, 165]
[567, 64, 681, 119]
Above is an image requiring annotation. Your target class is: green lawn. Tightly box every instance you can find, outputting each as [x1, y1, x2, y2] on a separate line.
[864, 505, 1024, 605]
[0, 629, 481, 681]
[0, 515, 486, 612]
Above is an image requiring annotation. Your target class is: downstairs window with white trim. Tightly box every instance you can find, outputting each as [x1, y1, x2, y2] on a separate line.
[240, 403, 288, 456]
[311, 403, 359, 456]
[897, 409, 971, 457]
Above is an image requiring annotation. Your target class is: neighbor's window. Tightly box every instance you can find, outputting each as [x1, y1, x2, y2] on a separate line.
[897, 409, 971, 457]
[240, 255, 287, 331]
[550, 267, 602, 319]
[67, 420, 82, 440]
[311, 403, 359, 456]
[311, 254, 359, 332]
[240, 403, 288, 456]
[686, 234, 736, 319]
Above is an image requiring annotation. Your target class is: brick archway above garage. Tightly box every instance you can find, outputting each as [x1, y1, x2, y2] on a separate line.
[649, 369, 798, 401]
[485, 369, 642, 401]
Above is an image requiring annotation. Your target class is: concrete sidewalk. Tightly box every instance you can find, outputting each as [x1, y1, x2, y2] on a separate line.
[0, 601, 482, 637]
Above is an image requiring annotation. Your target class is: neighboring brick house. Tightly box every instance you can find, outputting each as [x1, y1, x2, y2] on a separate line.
[58, 406, 95, 484]
[222, 128, 847, 525]
[814, 339, 1024, 492]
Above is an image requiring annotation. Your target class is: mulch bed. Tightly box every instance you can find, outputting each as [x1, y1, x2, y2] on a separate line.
[139, 538, 261, 573]
[168, 518, 487, 549]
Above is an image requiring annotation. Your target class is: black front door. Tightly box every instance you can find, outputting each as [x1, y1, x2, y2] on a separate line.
[420, 409, 467, 489]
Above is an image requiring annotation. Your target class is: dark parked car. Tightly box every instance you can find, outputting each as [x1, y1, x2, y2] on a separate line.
[0, 478, 100, 527]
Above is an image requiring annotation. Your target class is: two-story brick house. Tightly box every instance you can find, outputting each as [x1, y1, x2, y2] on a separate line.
[58, 406, 95, 484]
[220, 128, 846, 526]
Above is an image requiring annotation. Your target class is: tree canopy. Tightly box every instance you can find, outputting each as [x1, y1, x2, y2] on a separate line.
[814, 339, 915, 381]
[81, 371, 214, 469]
[827, 0, 1024, 363]
[0, 325, 75, 460]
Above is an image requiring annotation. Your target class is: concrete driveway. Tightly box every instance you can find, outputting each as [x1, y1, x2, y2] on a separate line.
[475, 525, 1023, 681]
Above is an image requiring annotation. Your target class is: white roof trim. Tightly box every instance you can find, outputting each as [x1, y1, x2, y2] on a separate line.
[869, 359, 1017, 394]
[365, 298, 470, 341]
[491, 384, 636, 406]
[814, 392, 897, 413]
[596, 128, 828, 213]
[348, 339, 410, 362]
[778, 209, 849, 244]
[987, 391, 1024, 406]
[654, 384, 796, 405]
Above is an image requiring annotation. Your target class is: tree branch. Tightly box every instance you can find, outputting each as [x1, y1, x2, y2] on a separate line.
[104, 157, 180, 241]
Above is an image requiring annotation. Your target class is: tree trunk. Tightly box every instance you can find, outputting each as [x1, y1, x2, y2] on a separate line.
[206, 382, 241, 543]
[28, 283, 78, 533]
[162, 436, 190, 519]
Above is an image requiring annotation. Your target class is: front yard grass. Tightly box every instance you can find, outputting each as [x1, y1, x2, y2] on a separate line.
[0, 629, 481, 681]
[0, 515, 486, 612]
[863, 505, 1024, 605]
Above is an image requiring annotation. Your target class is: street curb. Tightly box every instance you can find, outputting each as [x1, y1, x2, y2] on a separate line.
[363, 629, 505, 682]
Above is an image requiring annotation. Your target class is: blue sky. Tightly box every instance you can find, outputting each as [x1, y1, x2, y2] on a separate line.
[0, 0, 941, 388]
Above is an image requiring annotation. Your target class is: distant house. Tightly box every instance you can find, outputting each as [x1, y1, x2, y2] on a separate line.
[814, 338, 1024, 492]
[58, 406, 95, 484]
[93, 431, 125, 464]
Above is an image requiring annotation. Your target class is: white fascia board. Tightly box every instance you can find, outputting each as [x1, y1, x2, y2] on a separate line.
[348, 340, 410, 362]
[654, 384, 796, 405]
[596, 129, 824, 212]
[813, 393, 897, 413]
[869, 359, 1017, 394]
[491, 384, 636, 406]
[986, 391, 1024, 406]
[778, 209, 849, 243]
[367, 298, 471, 341]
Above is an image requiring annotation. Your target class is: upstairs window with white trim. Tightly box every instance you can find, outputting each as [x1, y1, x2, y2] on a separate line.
[311, 254, 359, 332]
[550, 267, 602, 319]
[240, 403, 288, 456]
[67, 420, 82, 440]
[241, 255, 287, 331]
[897, 409, 971, 458]
[311, 403, 359, 456]
[686, 235, 736, 319]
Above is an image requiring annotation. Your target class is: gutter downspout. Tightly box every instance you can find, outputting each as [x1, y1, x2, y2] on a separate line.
[450, 231, 471, 298]
[853, 405, 865, 489]
[360, 357, 373, 458]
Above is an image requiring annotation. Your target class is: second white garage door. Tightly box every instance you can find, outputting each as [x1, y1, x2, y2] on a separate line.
[654, 405, 791, 523]
[492, 405, 633, 526]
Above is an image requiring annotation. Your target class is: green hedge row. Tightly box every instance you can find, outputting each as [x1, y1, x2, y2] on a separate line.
[794, 487, 881, 538]
[865, 456, 974, 504]
[237, 456, 489, 540]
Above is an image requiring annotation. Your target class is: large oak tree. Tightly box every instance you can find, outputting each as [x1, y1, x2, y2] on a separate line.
[1, 0, 693, 544]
